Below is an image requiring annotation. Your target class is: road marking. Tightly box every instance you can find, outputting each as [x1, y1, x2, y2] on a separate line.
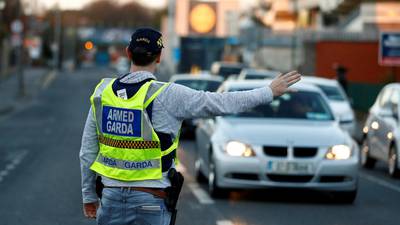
[188, 183, 215, 205]
[0, 150, 28, 184]
[360, 172, 400, 193]
[42, 70, 57, 89]
[216, 220, 234, 225]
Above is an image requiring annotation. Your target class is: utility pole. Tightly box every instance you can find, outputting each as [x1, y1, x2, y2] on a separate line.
[291, 0, 299, 70]
[53, 2, 61, 71]
[14, 0, 25, 97]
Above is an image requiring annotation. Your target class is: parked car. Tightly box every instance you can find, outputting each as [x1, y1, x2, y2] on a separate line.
[195, 80, 359, 202]
[361, 83, 400, 177]
[302, 76, 356, 137]
[210, 62, 245, 80]
[170, 74, 224, 137]
[237, 69, 280, 80]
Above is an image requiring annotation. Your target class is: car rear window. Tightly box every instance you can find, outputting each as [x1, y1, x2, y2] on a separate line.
[316, 84, 346, 101]
[174, 79, 222, 92]
[226, 89, 334, 121]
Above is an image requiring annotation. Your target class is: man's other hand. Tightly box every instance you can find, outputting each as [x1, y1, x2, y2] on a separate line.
[269, 71, 301, 97]
[83, 202, 99, 219]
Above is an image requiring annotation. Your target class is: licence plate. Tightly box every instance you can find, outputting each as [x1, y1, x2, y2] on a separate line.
[267, 161, 314, 174]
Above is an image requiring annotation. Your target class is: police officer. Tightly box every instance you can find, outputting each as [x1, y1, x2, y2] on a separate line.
[80, 28, 301, 225]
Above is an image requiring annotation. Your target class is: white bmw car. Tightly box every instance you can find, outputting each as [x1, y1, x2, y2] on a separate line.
[195, 80, 359, 203]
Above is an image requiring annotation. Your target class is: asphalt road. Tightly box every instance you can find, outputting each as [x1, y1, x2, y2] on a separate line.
[0, 68, 399, 225]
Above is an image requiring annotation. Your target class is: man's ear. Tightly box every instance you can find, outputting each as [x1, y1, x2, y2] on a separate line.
[125, 47, 132, 60]
[155, 52, 161, 64]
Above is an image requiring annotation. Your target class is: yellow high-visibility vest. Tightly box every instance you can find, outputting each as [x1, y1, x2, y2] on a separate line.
[89, 78, 179, 181]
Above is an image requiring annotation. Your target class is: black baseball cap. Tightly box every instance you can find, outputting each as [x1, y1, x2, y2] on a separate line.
[128, 28, 164, 55]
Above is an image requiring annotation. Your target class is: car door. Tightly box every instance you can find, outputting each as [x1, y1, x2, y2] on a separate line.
[195, 117, 216, 174]
[379, 89, 399, 159]
[369, 87, 392, 160]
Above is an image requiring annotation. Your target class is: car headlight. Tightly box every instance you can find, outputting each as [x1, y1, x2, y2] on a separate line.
[225, 141, 255, 157]
[325, 145, 352, 160]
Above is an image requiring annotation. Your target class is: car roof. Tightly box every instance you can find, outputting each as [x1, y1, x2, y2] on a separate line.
[221, 80, 323, 93]
[383, 83, 400, 90]
[169, 74, 224, 82]
[240, 69, 280, 76]
[301, 76, 339, 86]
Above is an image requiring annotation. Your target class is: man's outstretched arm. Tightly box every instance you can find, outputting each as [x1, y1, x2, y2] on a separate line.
[159, 71, 301, 120]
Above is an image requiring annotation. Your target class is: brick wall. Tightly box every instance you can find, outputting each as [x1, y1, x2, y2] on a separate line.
[315, 41, 400, 84]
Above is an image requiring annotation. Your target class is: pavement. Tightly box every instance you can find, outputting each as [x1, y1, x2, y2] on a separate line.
[0, 67, 56, 117]
[0, 68, 399, 225]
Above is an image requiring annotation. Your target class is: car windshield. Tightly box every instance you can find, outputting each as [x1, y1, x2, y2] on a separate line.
[245, 73, 275, 80]
[226, 89, 334, 120]
[174, 79, 222, 92]
[316, 84, 346, 101]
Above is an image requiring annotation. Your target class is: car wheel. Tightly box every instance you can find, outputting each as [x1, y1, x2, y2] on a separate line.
[332, 190, 357, 204]
[361, 138, 376, 169]
[208, 157, 225, 198]
[388, 145, 400, 178]
[195, 158, 207, 183]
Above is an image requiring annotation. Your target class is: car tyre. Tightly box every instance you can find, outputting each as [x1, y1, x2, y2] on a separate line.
[332, 190, 357, 204]
[388, 145, 400, 178]
[208, 157, 225, 198]
[361, 138, 376, 169]
[195, 158, 207, 183]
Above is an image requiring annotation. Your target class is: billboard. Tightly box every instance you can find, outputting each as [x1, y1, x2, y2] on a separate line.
[189, 1, 217, 36]
[379, 32, 400, 66]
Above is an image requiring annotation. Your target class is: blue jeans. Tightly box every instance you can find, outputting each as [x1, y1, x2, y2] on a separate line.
[97, 188, 171, 225]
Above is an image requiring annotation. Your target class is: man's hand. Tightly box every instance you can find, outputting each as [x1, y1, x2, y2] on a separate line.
[83, 202, 99, 219]
[269, 71, 301, 97]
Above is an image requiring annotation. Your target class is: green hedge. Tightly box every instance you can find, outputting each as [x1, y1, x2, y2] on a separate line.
[348, 82, 386, 112]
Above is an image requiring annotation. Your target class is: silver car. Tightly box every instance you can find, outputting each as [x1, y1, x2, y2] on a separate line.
[302, 76, 356, 137]
[195, 80, 359, 202]
[361, 83, 400, 177]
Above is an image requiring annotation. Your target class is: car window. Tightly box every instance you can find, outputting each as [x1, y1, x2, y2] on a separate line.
[379, 87, 393, 109]
[174, 79, 222, 92]
[218, 67, 242, 78]
[316, 84, 346, 101]
[245, 74, 274, 80]
[390, 89, 399, 110]
[225, 89, 334, 121]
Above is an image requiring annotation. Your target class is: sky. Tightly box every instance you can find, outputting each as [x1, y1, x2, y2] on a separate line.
[35, 0, 256, 10]
[37, 0, 168, 10]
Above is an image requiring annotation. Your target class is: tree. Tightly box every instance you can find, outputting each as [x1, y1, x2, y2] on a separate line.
[81, 0, 163, 28]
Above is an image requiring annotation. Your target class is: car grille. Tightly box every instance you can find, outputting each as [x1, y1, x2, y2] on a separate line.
[263, 146, 287, 157]
[293, 147, 318, 158]
[225, 173, 259, 181]
[319, 176, 350, 183]
[267, 174, 313, 183]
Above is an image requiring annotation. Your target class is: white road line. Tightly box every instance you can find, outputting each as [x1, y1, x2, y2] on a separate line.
[360, 173, 400, 193]
[42, 70, 57, 89]
[0, 150, 28, 183]
[216, 220, 234, 225]
[188, 183, 215, 205]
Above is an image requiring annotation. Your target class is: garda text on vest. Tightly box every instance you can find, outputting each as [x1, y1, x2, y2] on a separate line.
[102, 106, 142, 137]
